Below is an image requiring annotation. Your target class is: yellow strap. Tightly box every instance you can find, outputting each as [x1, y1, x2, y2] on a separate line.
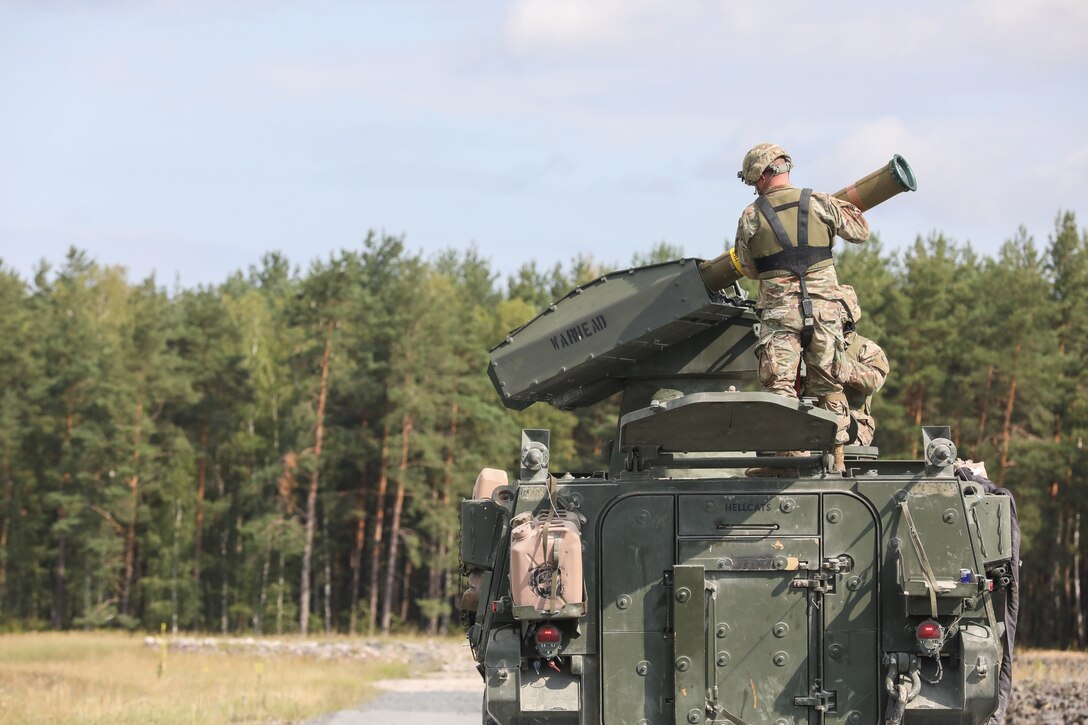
[728, 247, 743, 275]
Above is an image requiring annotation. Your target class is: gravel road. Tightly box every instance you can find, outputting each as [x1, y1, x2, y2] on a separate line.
[311, 688, 481, 725]
[308, 645, 484, 725]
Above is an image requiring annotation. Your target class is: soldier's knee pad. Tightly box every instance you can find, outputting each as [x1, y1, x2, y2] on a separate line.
[817, 391, 849, 417]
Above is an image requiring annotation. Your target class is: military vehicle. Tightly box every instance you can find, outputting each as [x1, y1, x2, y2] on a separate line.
[460, 158, 1016, 724]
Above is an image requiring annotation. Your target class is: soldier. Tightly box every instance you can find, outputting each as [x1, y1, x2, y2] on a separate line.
[732, 143, 870, 471]
[833, 285, 889, 447]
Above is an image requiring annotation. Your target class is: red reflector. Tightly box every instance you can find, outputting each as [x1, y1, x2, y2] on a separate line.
[916, 620, 942, 640]
[536, 624, 562, 643]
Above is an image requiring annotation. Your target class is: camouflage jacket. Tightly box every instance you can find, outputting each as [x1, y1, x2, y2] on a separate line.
[733, 185, 869, 309]
[842, 332, 889, 398]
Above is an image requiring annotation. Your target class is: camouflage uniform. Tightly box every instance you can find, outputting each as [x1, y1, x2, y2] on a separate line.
[734, 185, 869, 443]
[830, 284, 889, 446]
[841, 331, 889, 446]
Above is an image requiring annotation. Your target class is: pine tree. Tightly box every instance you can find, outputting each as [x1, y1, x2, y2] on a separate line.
[0, 266, 35, 618]
[174, 288, 252, 627]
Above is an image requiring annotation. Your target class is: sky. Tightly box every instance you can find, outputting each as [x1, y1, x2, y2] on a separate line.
[3, 0, 1087, 289]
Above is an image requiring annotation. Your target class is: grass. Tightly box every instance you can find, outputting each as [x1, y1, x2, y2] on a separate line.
[1015, 649, 1088, 684]
[0, 631, 413, 724]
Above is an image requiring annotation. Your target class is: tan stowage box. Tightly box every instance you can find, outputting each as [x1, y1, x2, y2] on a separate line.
[472, 465, 509, 500]
[472, 468, 509, 500]
[509, 512, 585, 618]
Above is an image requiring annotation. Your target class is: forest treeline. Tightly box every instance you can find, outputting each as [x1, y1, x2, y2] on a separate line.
[0, 215, 1085, 648]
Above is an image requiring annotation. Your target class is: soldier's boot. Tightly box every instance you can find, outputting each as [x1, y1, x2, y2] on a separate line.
[831, 444, 845, 474]
[461, 570, 483, 611]
[745, 450, 804, 478]
[817, 392, 850, 474]
[745, 466, 790, 478]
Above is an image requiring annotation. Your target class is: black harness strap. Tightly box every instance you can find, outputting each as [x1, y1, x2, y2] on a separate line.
[797, 188, 812, 248]
[754, 247, 833, 276]
[753, 190, 831, 276]
[755, 195, 794, 249]
[837, 298, 857, 334]
[797, 276, 815, 350]
[754, 189, 820, 349]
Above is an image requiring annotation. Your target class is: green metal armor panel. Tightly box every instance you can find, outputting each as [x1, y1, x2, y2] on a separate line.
[820, 493, 880, 725]
[600, 495, 674, 724]
[488, 260, 750, 410]
[620, 392, 839, 453]
[461, 499, 507, 570]
[593, 487, 885, 725]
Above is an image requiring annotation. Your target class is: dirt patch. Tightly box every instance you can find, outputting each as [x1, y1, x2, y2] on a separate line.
[1008, 651, 1088, 724]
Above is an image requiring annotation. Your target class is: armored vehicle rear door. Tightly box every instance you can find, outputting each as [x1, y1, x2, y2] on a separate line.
[599, 490, 879, 724]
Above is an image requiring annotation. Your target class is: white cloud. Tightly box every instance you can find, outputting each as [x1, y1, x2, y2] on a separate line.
[828, 119, 922, 180]
[974, 0, 1088, 62]
[502, 0, 1088, 74]
[1060, 145, 1088, 184]
[506, 0, 627, 48]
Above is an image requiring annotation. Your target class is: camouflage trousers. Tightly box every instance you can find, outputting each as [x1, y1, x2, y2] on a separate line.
[755, 296, 849, 444]
[840, 331, 889, 447]
[847, 409, 875, 447]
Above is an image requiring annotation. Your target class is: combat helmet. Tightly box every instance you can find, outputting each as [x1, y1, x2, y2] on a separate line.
[737, 143, 792, 185]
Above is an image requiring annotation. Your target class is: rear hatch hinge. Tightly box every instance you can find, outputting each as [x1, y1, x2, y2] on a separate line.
[792, 555, 852, 593]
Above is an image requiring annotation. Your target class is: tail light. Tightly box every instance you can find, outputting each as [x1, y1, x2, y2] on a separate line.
[534, 623, 562, 658]
[915, 619, 944, 654]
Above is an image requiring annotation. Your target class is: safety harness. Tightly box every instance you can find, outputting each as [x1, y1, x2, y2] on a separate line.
[753, 189, 832, 350]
